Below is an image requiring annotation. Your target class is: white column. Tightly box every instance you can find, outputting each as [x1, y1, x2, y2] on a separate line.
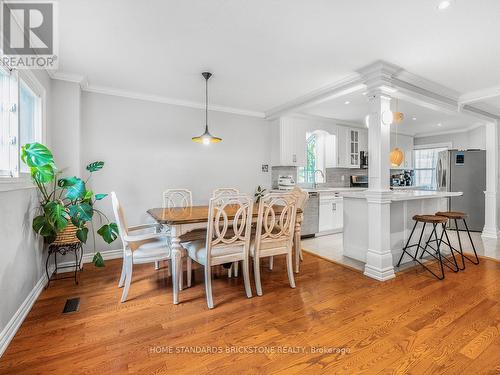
[363, 89, 395, 281]
[482, 120, 500, 238]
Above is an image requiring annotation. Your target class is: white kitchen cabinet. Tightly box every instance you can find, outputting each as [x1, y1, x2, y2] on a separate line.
[348, 129, 360, 168]
[318, 193, 343, 234]
[336, 126, 349, 168]
[270, 117, 306, 166]
[335, 126, 366, 169]
[359, 128, 368, 153]
[325, 133, 337, 168]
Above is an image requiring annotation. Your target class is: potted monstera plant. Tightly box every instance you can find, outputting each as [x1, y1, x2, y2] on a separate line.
[22, 142, 119, 266]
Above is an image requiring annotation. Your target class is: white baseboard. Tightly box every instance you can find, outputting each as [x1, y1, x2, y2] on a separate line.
[56, 248, 123, 273]
[0, 263, 54, 358]
[0, 249, 123, 358]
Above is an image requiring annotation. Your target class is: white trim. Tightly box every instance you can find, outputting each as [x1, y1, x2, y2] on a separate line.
[83, 84, 265, 118]
[413, 123, 485, 138]
[48, 71, 265, 118]
[0, 267, 51, 358]
[265, 74, 364, 120]
[459, 85, 500, 105]
[0, 176, 35, 192]
[413, 142, 452, 150]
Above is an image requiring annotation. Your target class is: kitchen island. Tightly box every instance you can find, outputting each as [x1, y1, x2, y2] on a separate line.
[341, 190, 463, 275]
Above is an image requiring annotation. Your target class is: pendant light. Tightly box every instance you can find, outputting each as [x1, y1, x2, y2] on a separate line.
[390, 99, 404, 167]
[192, 72, 222, 144]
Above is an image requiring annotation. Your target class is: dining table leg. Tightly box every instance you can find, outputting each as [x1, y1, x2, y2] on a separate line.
[170, 225, 182, 305]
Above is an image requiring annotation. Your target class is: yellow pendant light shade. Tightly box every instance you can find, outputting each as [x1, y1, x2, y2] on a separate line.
[390, 147, 404, 167]
[393, 111, 404, 124]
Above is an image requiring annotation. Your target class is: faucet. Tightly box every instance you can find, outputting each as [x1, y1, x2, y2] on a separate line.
[312, 169, 325, 189]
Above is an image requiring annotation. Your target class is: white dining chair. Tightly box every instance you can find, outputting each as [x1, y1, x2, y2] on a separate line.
[213, 187, 239, 197]
[163, 189, 192, 208]
[251, 192, 297, 296]
[111, 192, 173, 303]
[212, 188, 240, 278]
[157, 189, 194, 282]
[182, 194, 253, 309]
[267, 187, 308, 273]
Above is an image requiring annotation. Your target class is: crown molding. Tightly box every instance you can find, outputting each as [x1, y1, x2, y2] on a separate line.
[413, 122, 485, 138]
[47, 71, 265, 118]
[459, 85, 500, 105]
[264, 74, 364, 120]
[83, 84, 266, 118]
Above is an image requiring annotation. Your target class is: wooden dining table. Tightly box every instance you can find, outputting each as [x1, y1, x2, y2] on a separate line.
[147, 204, 303, 305]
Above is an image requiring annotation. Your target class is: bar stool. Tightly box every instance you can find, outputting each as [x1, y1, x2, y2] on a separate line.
[435, 211, 480, 269]
[396, 215, 459, 280]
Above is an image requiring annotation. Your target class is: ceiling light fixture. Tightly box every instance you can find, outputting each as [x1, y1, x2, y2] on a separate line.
[192, 72, 222, 145]
[437, 0, 452, 10]
[412, 117, 417, 121]
[437, 123, 443, 127]
[344, 101, 350, 105]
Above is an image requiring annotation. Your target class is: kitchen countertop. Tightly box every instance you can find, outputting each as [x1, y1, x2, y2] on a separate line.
[341, 190, 463, 201]
[272, 187, 367, 193]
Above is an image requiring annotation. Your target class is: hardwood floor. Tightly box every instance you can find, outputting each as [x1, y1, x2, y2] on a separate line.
[1, 253, 500, 374]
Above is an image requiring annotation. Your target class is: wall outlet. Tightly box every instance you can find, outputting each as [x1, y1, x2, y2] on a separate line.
[341, 175, 345, 182]
[262, 164, 269, 172]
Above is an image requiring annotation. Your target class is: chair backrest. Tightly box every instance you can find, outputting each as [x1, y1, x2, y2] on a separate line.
[212, 188, 239, 198]
[163, 189, 192, 208]
[291, 187, 309, 210]
[205, 194, 253, 265]
[111, 192, 129, 245]
[254, 192, 297, 256]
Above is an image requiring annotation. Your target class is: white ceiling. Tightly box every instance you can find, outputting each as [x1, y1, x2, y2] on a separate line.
[56, 0, 500, 114]
[301, 90, 481, 136]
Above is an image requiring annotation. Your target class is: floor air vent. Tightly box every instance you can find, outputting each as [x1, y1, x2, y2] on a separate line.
[63, 298, 80, 314]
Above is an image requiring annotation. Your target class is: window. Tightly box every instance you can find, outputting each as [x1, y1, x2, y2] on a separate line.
[414, 146, 448, 190]
[298, 131, 328, 184]
[0, 67, 43, 178]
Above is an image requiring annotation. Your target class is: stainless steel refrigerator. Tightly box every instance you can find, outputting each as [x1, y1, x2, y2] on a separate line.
[436, 150, 486, 231]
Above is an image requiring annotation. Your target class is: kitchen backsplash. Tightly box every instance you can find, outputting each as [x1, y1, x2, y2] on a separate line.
[271, 166, 368, 188]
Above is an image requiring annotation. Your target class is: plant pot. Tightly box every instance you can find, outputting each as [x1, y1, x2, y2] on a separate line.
[52, 223, 80, 245]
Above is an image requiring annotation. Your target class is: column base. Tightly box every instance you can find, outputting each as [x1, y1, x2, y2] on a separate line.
[363, 249, 395, 281]
[481, 228, 500, 239]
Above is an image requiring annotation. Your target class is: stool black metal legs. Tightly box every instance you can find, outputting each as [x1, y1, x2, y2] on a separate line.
[455, 218, 480, 266]
[397, 221, 458, 280]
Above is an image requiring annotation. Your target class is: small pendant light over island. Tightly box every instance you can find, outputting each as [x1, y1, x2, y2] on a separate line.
[192, 72, 222, 145]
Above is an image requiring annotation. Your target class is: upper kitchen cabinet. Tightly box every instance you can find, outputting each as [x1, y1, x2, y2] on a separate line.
[337, 126, 368, 168]
[390, 133, 414, 169]
[270, 117, 306, 167]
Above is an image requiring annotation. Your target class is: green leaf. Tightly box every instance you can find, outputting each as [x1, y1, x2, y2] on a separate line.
[44, 201, 69, 232]
[76, 227, 89, 243]
[69, 202, 93, 221]
[95, 193, 108, 201]
[83, 190, 93, 201]
[33, 215, 56, 237]
[97, 223, 119, 244]
[92, 252, 105, 267]
[21, 143, 55, 169]
[31, 164, 55, 184]
[86, 161, 104, 172]
[63, 177, 86, 201]
[71, 215, 83, 228]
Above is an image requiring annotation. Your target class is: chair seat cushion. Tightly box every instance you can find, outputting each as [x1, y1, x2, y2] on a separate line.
[183, 239, 244, 265]
[133, 236, 171, 261]
[250, 238, 289, 257]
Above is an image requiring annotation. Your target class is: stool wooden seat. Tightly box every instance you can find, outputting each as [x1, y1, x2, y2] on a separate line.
[433, 211, 479, 268]
[436, 211, 467, 220]
[413, 215, 448, 224]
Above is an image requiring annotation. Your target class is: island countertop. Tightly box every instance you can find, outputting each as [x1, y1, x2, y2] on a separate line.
[340, 190, 463, 201]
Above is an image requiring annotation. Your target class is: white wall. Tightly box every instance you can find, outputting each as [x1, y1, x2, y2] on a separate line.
[80, 91, 271, 252]
[50, 80, 81, 176]
[414, 125, 486, 149]
[0, 69, 51, 350]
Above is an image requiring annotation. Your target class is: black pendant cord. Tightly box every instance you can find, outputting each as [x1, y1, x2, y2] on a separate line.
[205, 75, 209, 131]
